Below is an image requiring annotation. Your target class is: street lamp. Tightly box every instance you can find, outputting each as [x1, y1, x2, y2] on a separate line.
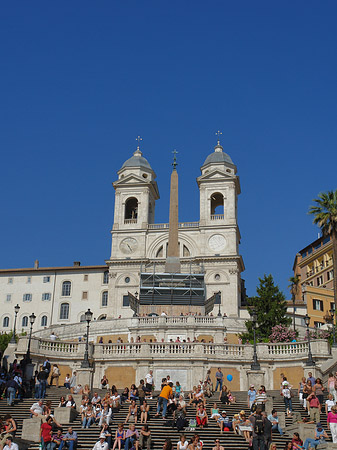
[216, 292, 222, 317]
[330, 308, 337, 348]
[81, 308, 93, 368]
[251, 309, 261, 370]
[304, 314, 315, 366]
[10, 304, 20, 344]
[26, 312, 36, 363]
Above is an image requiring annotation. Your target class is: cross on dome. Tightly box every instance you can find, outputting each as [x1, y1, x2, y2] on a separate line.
[215, 130, 222, 145]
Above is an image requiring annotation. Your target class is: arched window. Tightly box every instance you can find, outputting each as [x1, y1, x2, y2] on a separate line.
[103, 271, 109, 284]
[156, 246, 164, 258]
[125, 197, 138, 220]
[211, 192, 224, 216]
[3, 317, 9, 327]
[22, 316, 28, 327]
[62, 281, 71, 296]
[60, 303, 69, 320]
[102, 291, 108, 307]
[41, 315, 48, 327]
[98, 314, 107, 321]
[183, 245, 191, 257]
[80, 314, 86, 322]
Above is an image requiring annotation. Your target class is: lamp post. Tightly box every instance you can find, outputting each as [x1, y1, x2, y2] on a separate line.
[304, 313, 315, 366]
[251, 309, 261, 370]
[26, 312, 36, 363]
[10, 304, 20, 344]
[81, 308, 93, 368]
[217, 292, 222, 317]
[330, 308, 337, 348]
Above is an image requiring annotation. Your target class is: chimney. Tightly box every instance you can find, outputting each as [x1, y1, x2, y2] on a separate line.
[34, 260, 39, 269]
[73, 261, 81, 267]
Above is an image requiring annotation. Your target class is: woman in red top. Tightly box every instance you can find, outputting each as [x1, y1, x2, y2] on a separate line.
[291, 432, 303, 450]
[40, 416, 53, 450]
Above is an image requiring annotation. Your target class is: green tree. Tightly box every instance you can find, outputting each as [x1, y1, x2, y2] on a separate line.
[309, 190, 337, 310]
[242, 274, 291, 341]
[0, 332, 13, 353]
[288, 275, 300, 332]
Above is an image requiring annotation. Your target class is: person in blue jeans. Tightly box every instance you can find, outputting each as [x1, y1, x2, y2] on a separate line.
[215, 368, 223, 392]
[124, 424, 139, 450]
[155, 382, 173, 419]
[303, 423, 328, 450]
[58, 427, 77, 450]
[6, 378, 17, 406]
[267, 410, 283, 435]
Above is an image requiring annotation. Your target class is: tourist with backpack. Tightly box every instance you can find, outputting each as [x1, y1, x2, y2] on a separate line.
[249, 408, 265, 450]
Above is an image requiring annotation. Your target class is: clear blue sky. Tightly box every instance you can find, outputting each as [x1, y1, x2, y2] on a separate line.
[1, 1, 336, 298]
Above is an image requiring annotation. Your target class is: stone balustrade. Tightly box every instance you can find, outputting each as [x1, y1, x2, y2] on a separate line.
[15, 337, 330, 363]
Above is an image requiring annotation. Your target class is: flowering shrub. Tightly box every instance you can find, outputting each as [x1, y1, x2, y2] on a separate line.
[306, 329, 330, 340]
[269, 325, 296, 343]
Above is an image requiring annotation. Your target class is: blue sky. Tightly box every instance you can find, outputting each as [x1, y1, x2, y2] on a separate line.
[0, 1, 336, 297]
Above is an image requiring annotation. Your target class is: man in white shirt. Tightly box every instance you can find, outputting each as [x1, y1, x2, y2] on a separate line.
[92, 434, 109, 450]
[30, 400, 44, 418]
[3, 436, 18, 450]
[145, 370, 154, 393]
[91, 392, 101, 406]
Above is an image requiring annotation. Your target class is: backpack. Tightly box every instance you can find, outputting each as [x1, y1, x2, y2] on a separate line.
[254, 415, 264, 435]
[188, 418, 197, 430]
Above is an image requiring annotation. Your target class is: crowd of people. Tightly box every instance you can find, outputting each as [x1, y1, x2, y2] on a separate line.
[2, 364, 337, 450]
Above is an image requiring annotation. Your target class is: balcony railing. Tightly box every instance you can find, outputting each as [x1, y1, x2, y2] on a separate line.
[148, 222, 199, 230]
[124, 219, 137, 224]
[210, 214, 224, 221]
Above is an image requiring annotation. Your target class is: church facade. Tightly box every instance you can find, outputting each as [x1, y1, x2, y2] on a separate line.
[0, 141, 245, 332]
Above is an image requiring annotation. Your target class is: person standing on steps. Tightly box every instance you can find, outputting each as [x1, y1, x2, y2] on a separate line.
[249, 408, 266, 450]
[145, 370, 154, 396]
[215, 368, 223, 392]
[155, 382, 173, 419]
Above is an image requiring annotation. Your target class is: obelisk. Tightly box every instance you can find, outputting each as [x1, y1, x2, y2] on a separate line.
[165, 151, 181, 273]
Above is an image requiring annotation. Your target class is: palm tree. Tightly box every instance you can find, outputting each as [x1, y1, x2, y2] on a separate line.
[309, 190, 337, 311]
[288, 275, 300, 331]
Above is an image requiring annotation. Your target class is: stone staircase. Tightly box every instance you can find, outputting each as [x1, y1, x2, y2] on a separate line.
[0, 387, 332, 450]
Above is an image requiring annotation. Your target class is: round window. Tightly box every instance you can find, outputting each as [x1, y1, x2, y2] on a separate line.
[142, 173, 148, 178]
[214, 274, 221, 281]
[125, 277, 130, 284]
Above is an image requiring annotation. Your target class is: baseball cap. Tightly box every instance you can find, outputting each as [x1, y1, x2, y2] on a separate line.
[317, 423, 322, 429]
[250, 385, 254, 388]
[100, 434, 106, 439]
[221, 411, 227, 414]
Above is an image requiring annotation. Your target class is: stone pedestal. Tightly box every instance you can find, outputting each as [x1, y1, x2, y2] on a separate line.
[54, 407, 77, 424]
[265, 397, 273, 415]
[72, 395, 83, 412]
[21, 418, 42, 442]
[3, 343, 17, 368]
[286, 423, 316, 440]
[246, 370, 265, 389]
[277, 412, 286, 429]
[77, 368, 94, 389]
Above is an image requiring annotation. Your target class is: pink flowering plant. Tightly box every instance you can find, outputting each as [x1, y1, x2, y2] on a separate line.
[306, 328, 330, 340]
[269, 325, 297, 343]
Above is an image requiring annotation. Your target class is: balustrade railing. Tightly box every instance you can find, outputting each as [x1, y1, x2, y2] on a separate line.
[267, 341, 308, 355]
[16, 338, 330, 362]
[210, 214, 224, 220]
[39, 340, 80, 353]
[148, 222, 199, 230]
